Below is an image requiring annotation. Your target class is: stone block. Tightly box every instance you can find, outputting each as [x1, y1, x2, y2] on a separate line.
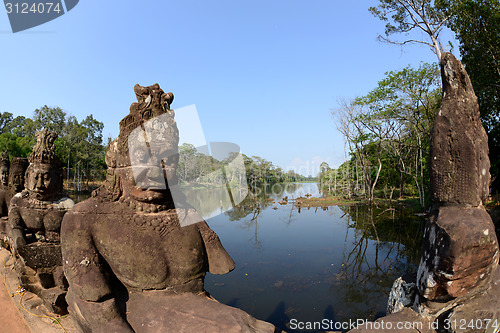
[417, 207, 499, 301]
[17, 242, 62, 268]
[39, 287, 68, 315]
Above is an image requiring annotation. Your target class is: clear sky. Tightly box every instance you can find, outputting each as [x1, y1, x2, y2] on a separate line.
[0, 0, 457, 176]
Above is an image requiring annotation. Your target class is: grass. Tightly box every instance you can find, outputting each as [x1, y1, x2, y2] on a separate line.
[293, 195, 424, 209]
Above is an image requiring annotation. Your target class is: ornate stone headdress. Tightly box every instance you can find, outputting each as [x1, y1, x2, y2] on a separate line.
[0, 151, 9, 168]
[9, 157, 29, 177]
[25, 129, 64, 199]
[29, 129, 61, 166]
[100, 83, 178, 201]
[10, 157, 29, 172]
[105, 83, 176, 168]
[8, 157, 28, 192]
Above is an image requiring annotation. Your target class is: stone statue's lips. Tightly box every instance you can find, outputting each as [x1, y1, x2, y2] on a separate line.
[132, 163, 176, 190]
[130, 186, 169, 202]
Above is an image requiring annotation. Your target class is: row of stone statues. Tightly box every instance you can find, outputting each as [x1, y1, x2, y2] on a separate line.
[0, 153, 29, 217]
[0, 56, 497, 332]
[0, 84, 277, 332]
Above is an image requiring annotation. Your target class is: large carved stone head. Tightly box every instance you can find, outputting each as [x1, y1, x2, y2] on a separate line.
[102, 84, 178, 204]
[0, 151, 10, 188]
[9, 157, 29, 193]
[25, 129, 64, 201]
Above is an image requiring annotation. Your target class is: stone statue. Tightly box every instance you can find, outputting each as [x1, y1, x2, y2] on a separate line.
[416, 53, 499, 309]
[0, 157, 28, 248]
[0, 151, 9, 188]
[61, 84, 276, 332]
[354, 53, 500, 333]
[8, 129, 74, 314]
[8, 157, 29, 198]
[0, 151, 10, 216]
[0, 157, 29, 218]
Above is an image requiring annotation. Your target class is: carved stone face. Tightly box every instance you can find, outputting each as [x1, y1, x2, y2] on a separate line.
[11, 168, 25, 193]
[123, 148, 179, 203]
[126, 116, 179, 203]
[0, 165, 9, 187]
[26, 163, 60, 200]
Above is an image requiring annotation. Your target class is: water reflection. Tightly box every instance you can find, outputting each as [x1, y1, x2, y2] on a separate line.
[330, 204, 424, 321]
[204, 183, 425, 332]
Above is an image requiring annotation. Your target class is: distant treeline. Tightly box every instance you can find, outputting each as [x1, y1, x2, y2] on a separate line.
[0, 106, 106, 192]
[177, 143, 316, 188]
[0, 108, 311, 193]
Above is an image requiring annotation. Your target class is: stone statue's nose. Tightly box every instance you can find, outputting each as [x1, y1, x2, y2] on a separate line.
[148, 166, 162, 179]
[36, 175, 44, 188]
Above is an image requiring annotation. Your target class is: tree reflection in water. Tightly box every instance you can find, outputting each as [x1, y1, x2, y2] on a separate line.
[225, 183, 304, 249]
[202, 183, 426, 331]
[331, 204, 425, 319]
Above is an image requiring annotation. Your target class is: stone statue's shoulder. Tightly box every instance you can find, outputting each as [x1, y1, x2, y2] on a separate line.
[10, 191, 27, 206]
[53, 196, 75, 210]
[69, 197, 118, 215]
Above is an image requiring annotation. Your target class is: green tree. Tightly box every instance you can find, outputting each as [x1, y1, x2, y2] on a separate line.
[439, 0, 500, 185]
[33, 105, 66, 133]
[178, 143, 199, 182]
[369, 0, 452, 61]
[356, 63, 441, 207]
[0, 133, 32, 158]
[4, 116, 34, 138]
[0, 112, 13, 133]
[334, 99, 399, 203]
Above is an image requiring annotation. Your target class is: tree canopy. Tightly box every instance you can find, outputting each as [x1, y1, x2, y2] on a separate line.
[0, 107, 106, 192]
[439, 0, 500, 185]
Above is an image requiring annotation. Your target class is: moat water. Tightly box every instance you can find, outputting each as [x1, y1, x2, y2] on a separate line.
[202, 183, 425, 332]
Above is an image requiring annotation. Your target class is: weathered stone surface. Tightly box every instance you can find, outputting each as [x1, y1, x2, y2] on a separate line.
[9, 157, 29, 195]
[0, 217, 9, 248]
[17, 243, 62, 268]
[417, 207, 499, 301]
[0, 151, 10, 216]
[387, 273, 417, 314]
[39, 287, 68, 315]
[0, 151, 10, 189]
[68, 291, 276, 333]
[0, 157, 28, 218]
[430, 53, 490, 206]
[349, 308, 435, 333]
[9, 130, 74, 247]
[7, 129, 73, 315]
[436, 266, 500, 333]
[62, 84, 276, 332]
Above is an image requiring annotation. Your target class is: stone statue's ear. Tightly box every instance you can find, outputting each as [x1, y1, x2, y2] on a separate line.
[112, 172, 123, 201]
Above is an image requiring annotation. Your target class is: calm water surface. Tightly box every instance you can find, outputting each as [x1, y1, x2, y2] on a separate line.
[203, 183, 425, 332]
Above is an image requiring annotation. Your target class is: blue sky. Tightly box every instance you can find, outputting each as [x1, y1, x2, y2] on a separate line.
[0, 0, 457, 176]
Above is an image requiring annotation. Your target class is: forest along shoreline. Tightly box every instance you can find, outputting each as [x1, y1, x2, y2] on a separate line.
[294, 193, 500, 239]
